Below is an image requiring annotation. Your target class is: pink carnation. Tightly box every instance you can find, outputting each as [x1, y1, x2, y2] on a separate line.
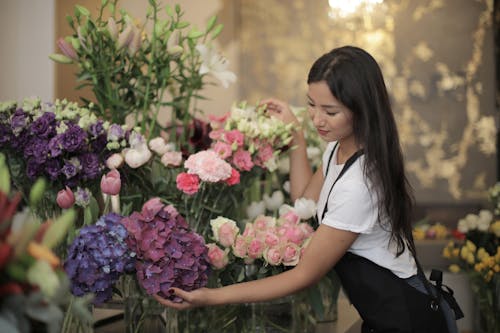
[225, 168, 240, 186]
[232, 150, 254, 171]
[176, 172, 200, 195]
[184, 150, 232, 182]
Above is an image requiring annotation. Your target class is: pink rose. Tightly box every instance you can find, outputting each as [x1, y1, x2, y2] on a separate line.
[161, 151, 183, 167]
[242, 223, 255, 237]
[213, 141, 233, 159]
[232, 150, 254, 171]
[253, 215, 276, 231]
[100, 169, 121, 195]
[225, 130, 244, 147]
[264, 231, 280, 247]
[56, 186, 75, 209]
[206, 243, 229, 269]
[282, 243, 300, 266]
[210, 217, 239, 247]
[263, 246, 282, 265]
[225, 168, 240, 186]
[281, 210, 300, 225]
[283, 225, 305, 244]
[247, 238, 265, 259]
[176, 172, 200, 195]
[232, 235, 248, 258]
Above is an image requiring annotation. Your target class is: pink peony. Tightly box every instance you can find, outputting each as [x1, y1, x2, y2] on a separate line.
[232, 150, 254, 171]
[184, 150, 232, 182]
[176, 172, 200, 195]
[56, 186, 75, 209]
[225, 168, 240, 186]
[206, 243, 229, 269]
[100, 169, 121, 195]
[161, 151, 183, 167]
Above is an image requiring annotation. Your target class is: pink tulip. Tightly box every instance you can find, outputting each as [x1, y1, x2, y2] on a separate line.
[100, 169, 121, 195]
[56, 187, 75, 209]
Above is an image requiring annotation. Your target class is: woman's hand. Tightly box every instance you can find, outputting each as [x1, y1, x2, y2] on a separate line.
[260, 98, 300, 126]
[153, 287, 210, 310]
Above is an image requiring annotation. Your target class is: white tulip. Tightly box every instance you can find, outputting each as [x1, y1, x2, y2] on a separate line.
[294, 197, 317, 220]
[263, 191, 285, 212]
[246, 201, 266, 219]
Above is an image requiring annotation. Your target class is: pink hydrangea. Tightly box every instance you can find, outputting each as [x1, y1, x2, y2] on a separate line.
[184, 150, 232, 182]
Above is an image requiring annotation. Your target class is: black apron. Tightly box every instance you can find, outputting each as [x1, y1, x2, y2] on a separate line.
[320, 143, 457, 333]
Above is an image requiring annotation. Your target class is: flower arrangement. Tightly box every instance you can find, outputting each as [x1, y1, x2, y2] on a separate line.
[0, 97, 139, 219]
[0, 153, 92, 333]
[121, 198, 210, 301]
[442, 197, 500, 332]
[413, 222, 451, 240]
[64, 213, 135, 305]
[50, 0, 235, 140]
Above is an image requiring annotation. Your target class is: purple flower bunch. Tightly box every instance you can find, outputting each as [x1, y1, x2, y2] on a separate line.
[0, 98, 127, 188]
[64, 212, 136, 304]
[121, 198, 210, 301]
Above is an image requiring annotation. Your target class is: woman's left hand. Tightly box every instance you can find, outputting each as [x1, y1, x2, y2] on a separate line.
[153, 287, 210, 310]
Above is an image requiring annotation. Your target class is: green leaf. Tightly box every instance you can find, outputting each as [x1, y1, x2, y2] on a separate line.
[211, 24, 224, 39]
[42, 209, 76, 249]
[187, 29, 204, 39]
[75, 5, 90, 17]
[175, 4, 181, 14]
[205, 15, 217, 33]
[165, 5, 174, 17]
[176, 21, 190, 29]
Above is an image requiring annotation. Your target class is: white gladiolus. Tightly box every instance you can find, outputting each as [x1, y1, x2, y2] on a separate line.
[246, 201, 266, 219]
[294, 198, 317, 220]
[263, 191, 285, 212]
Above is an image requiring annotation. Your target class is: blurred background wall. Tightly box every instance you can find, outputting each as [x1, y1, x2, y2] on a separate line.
[0, 0, 498, 208]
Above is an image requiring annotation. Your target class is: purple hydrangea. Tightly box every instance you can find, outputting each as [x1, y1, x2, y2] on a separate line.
[121, 198, 210, 301]
[64, 213, 136, 305]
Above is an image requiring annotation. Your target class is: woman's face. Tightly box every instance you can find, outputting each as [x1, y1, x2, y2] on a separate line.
[307, 81, 354, 143]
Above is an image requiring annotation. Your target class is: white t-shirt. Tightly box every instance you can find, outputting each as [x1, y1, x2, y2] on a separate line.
[317, 142, 417, 278]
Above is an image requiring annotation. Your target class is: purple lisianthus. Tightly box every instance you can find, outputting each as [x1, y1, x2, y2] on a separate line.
[26, 158, 43, 180]
[74, 187, 91, 207]
[30, 112, 56, 138]
[64, 213, 136, 305]
[107, 124, 125, 141]
[62, 157, 81, 179]
[0, 124, 11, 147]
[79, 152, 102, 180]
[89, 120, 105, 138]
[45, 158, 62, 180]
[60, 123, 87, 152]
[10, 109, 27, 135]
[121, 198, 210, 301]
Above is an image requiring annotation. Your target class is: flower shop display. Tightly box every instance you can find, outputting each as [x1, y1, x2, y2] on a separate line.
[442, 193, 500, 333]
[50, 0, 234, 141]
[0, 153, 92, 333]
[0, 97, 140, 221]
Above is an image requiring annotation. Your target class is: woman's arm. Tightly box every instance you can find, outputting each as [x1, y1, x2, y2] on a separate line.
[260, 98, 323, 201]
[154, 225, 358, 309]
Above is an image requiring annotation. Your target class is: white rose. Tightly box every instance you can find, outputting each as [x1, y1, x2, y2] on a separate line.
[457, 218, 468, 234]
[294, 197, 317, 220]
[477, 209, 493, 231]
[464, 213, 478, 231]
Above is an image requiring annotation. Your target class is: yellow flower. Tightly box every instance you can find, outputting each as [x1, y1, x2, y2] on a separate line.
[477, 247, 489, 261]
[449, 264, 461, 273]
[465, 240, 477, 253]
[474, 262, 484, 272]
[490, 220, 500, 237]
[413, 229, 425, 241]
[493, 264, 500, 273]
[452, 248, 460, 258]
[460, 246, 469, 260]
[442, 247, 451, 259]
[466, 253, 475, 265]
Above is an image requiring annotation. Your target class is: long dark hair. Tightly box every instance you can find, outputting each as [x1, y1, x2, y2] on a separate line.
[307, 46, 416, 257]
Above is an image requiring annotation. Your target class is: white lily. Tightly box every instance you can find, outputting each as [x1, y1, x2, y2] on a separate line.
[196, 44, 236, 88]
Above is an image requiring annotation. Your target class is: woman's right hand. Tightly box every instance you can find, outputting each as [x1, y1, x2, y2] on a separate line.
[153, 287, 211, 310]
[260, 98, 300, 127]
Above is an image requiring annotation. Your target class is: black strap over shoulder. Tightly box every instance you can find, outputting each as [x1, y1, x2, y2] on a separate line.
[320, 142, 363, 221]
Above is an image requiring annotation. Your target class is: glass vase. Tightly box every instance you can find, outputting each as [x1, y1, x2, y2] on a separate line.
[124, 295, 167, 333]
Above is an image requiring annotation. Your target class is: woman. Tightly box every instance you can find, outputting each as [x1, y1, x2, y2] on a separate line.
[155, 46, 460, 333]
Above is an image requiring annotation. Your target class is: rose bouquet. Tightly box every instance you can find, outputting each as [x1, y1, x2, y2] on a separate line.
[442, 204, 500, 332]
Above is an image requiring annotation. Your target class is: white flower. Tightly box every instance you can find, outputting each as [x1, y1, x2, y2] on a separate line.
[196, 44, 236, 88]
[457, 218, 469, 234]
[477, 209, 493, 231]
[263, 191, 285, 212]
[464, 213, 478, 231]
[278, 204, 296, 217]
[246, 201, 266, 219]
[277, 156, 290, 174]
[294, 197, 317, 220]
[283, 181, 290, 193]
[106, 153, 124, 169]
[148, 137, 169, 155]
[123, 147, 152, 168]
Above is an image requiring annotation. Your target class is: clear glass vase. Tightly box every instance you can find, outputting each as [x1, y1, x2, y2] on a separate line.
[124, 295, 167, 333]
